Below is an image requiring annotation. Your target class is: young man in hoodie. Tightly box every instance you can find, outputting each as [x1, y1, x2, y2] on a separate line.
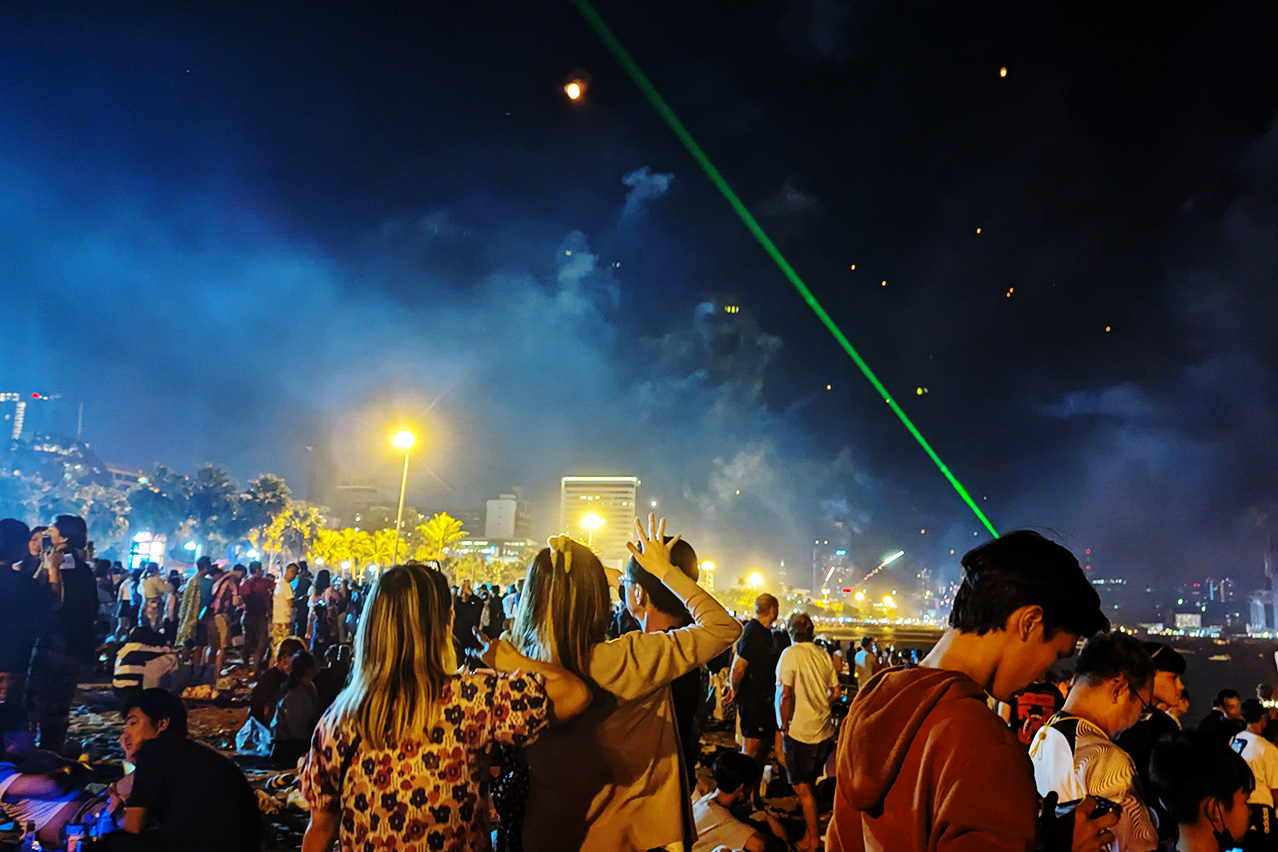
[827, 530, 1117, 852]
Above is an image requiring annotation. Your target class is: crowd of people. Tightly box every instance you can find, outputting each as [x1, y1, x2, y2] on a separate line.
[1, 514, 1277, 852]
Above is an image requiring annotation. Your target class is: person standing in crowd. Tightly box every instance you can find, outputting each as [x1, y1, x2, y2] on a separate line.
[1029, 632, 1159, 852]
[140, 562, 168, 632]
[826, 530, 1117, 852]
[238, 562, 273, 671]
[309, 569, 340, 658]
[112, 688, 260, 851]
[729, 593, 782, 771]
[622, 536, 705, 788]
[483, 583, 506, 641]
[1199, 689, 1245, 742]
[162, 571, 182, 645]
[0, 519, 57, 710]
[176, 556, 208, 653]
[1150, 733, 1255, 852]
[776, 611, 840, 852]
[691, 751, 790, 852]
[1231, 698, 1278, 812]
[853, 636, 880, 689]
[515, 518, 742, 852]
[452, 579, 484, 660]
[27, 515, 95, 752]
[203, 564, 242, 675]
[300, 561, 591, 852]
[271, 650, 320, 767]
[503, 579, 523, 628]
[116, 568, 140, 638]
[19, 526, 47, 576]
[1115, 641, 1187, 847]
[291, 561, 312, 638]
[273, 562, 298, 655]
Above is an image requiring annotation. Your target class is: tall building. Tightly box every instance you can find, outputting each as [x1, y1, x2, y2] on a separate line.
[560, 475, 640, 569]
[485, 488, 533, 542]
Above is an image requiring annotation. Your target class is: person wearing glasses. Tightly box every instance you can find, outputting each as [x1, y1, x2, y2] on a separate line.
[1029, 632, 1159, 851]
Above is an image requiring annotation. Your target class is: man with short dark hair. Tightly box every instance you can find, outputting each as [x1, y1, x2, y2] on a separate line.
[1115, 641, 1187, 846]
[853, 637, 880, 689]
[1030, 632, 1159, 851]
[624, 537, 703, 786]
[730, 592, 782, 767]
[113, 688, 259, 851]
[776, 611, 839, 852]
[691, 751, 788, 852]
[828, 530, 1117, 852]
[1199, 689, 1245, 742]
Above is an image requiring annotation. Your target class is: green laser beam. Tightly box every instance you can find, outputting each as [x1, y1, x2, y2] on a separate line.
[571, 0, 999, 537]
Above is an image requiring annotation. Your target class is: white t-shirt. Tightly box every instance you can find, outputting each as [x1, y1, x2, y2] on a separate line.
[503, 592, 519, 620]
[273, 576, 295, 625]
[853, 648, 878, 684]
[0, 762, 79, 831]
[691, 791, 758, 852]
[775, 642, 838, 744]
[1232, 730, 1278, 807]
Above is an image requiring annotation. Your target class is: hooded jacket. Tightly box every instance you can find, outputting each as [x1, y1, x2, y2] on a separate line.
[827, 666, 1040, 852]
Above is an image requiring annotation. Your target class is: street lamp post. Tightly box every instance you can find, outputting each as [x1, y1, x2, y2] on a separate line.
[391, 429, 417, 565]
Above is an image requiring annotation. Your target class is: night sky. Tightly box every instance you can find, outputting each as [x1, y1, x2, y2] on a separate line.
[3, 1, 1278, 590]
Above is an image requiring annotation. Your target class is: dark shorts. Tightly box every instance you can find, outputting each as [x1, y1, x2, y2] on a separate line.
[783, 735, 834, 787]
[737, 695, 777, 739]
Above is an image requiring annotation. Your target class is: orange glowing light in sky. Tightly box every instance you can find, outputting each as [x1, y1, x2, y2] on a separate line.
[564, 81, 583, 100]
[999, 67, 1008, 78]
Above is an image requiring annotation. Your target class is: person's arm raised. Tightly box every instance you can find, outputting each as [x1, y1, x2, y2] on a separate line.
[591, 515, 743, 701]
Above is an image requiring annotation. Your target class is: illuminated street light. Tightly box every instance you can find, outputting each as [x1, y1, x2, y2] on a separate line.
[391, 429, 418, 565]
[183, 541, 196, 551]
[882, 594, 895, 607]
[854, 591, 865, 602]
[747, 571, 764, 589]
[580, 512, 605, 548]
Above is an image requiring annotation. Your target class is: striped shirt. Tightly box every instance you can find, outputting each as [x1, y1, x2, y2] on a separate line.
[112, 642, 179, 690]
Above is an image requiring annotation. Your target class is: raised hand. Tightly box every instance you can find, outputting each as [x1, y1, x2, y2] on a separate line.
[626, 513, 680, 582]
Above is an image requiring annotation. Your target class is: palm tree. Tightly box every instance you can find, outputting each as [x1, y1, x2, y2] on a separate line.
[339, 528, 374, 572]
[309, 528, 349, 574]
[413, 512, 468, 562]
[369, 528, 399, 569]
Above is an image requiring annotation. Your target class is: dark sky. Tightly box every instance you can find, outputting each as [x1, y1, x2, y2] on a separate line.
[3, 1, 1278, 590]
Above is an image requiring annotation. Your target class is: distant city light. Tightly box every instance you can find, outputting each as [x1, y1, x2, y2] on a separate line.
[183, 541, 196, 551]
[854, 591, 865, 602]
[247, 550, 259, 559]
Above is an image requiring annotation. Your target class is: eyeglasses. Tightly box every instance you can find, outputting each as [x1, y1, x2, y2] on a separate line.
[1130, 685, 1157, 717]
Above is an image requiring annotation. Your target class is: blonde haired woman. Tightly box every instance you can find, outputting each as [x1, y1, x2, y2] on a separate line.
[300, 562, 591, 852]
[514, 516, 742, 852]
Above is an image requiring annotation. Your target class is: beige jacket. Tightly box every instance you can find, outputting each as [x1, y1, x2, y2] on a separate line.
[522, 568, 742, 852]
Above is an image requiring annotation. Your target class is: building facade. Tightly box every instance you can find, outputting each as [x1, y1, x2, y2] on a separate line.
[559, 475, 640, 569]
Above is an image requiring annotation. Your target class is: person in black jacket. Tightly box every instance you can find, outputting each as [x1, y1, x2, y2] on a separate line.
[27, 515, 97, 752]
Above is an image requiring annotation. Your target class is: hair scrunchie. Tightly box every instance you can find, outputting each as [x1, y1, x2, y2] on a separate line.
[548, 535, 576, 574]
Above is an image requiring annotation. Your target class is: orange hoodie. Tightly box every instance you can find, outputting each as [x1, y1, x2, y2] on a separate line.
[827, 667, 1040, 852]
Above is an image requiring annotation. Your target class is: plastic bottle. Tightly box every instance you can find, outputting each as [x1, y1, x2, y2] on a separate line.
[19, 820, 40, 851]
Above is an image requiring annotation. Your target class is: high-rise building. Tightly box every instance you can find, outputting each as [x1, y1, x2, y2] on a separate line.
[560, 475, 640, 569]
[485, 487, 533, 542]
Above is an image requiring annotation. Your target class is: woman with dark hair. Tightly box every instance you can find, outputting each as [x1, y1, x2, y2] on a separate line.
[1150, 731, 1255, 851]
[272, 650, 320, 767]
[117, 567, 142, 636]
[309, 569, 340, 657]
[300, 562, 591, 852]
[163, 572, 182, 644]
[513, 516, 742, 852]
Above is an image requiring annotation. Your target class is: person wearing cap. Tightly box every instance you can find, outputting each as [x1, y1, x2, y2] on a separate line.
[0, 519, 59, 710]
[1113, 640, 1187, 848]
[26, 515, 98, 751]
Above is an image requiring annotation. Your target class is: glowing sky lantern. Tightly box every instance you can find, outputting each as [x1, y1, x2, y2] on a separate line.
[564, 81, 583, 100]
[999, 67, 1008, 77]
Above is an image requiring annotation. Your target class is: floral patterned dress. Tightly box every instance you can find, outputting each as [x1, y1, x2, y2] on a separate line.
[303, 671, 549, 852]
